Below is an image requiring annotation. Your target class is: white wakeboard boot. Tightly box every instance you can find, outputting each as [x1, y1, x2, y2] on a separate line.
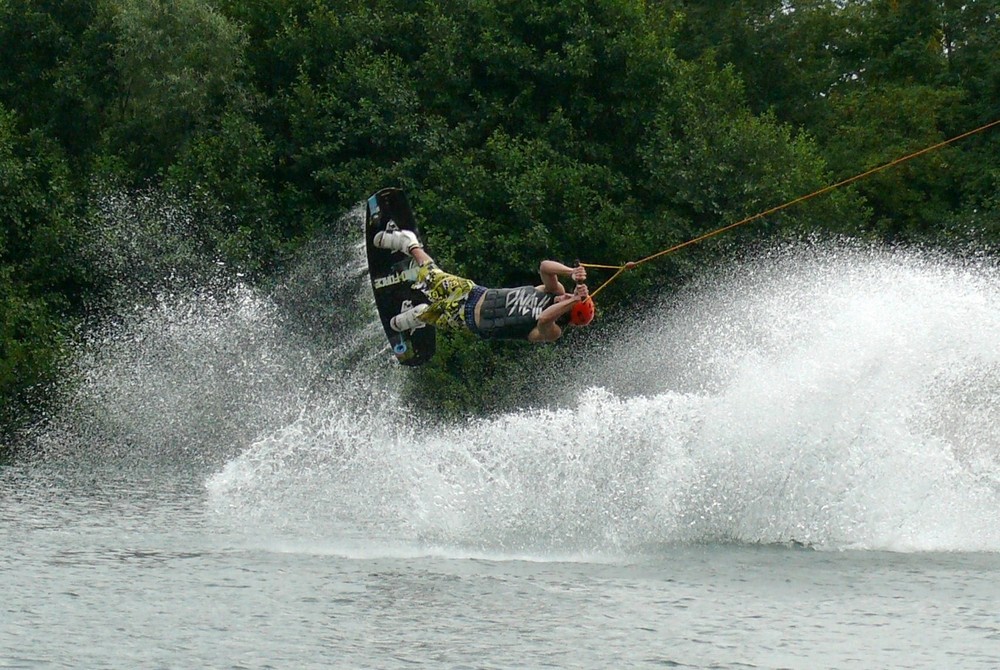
[390, 301, 429, 332]
[373, 227, 422, 255]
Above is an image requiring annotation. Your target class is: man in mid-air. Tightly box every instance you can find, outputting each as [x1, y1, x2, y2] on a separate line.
[373, 227, 594, 343]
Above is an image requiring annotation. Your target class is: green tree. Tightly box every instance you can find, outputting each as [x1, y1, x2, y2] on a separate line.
[267, 0, 861, 414]
[9, 0, 989, 434]
[674, 0, 999, 245]
[105, 0, 249, 175]
[0, 106, 81, 438]
[164, 111, 282, 276]
[0, 0, 116, 166]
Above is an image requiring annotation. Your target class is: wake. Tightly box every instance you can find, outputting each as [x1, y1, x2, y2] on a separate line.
[15, 193, 997, 553]
[209, 242, 1000, 554]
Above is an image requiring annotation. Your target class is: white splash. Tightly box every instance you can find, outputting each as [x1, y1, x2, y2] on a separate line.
[208, 243, 1000, 554]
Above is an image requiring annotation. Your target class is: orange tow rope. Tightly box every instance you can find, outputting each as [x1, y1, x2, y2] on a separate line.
[580, 118, 1000, 300]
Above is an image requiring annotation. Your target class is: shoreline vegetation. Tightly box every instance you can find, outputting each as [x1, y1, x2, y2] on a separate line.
[2, 0, 998, 451]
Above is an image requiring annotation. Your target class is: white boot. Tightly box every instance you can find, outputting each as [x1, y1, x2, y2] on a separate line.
[390, 302, 429, 332]
[374, 228, 422, 255]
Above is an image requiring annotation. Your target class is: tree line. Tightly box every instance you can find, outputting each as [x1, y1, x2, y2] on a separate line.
[2, 0, 998, 440]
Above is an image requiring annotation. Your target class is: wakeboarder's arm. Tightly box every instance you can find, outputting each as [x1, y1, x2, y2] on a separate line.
[528, 284, 589, 343]
[537, 261, 586, 294]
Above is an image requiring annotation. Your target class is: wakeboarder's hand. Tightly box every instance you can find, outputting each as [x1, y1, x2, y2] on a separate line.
[571, 266, 587, 283]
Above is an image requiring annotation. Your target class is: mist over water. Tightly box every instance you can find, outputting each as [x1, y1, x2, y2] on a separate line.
[209, 242, 1000, 556]
[24, 193, 387, 469]
[21, 194, 1000, 555]
[575, 245, 1000, 552]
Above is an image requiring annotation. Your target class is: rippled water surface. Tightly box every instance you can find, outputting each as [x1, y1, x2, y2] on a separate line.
[3, 466, 999, 670]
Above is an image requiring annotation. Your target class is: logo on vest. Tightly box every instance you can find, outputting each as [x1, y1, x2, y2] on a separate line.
[504, 288, 553, 319]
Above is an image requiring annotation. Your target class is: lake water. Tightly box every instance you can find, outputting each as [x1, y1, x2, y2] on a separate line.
[3, 238, 999, 668]
[2, 463, 999, 669]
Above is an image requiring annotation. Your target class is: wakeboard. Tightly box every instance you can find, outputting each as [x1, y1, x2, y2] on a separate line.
[365, 187, 435, 366]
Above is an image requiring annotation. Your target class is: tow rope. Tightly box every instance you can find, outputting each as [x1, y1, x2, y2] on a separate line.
[580, 117, 1000, 300]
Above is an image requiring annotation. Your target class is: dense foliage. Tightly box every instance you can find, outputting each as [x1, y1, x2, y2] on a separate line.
[2, 0, 998, 440]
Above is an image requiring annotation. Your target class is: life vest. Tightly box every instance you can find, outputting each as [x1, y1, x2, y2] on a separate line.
[474, 286, 556, 340]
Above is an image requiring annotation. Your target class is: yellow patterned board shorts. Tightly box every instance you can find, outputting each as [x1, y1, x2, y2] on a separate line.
[413, 261, 477, 331]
